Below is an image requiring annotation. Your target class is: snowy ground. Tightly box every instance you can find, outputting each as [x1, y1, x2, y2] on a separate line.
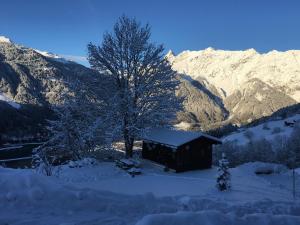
[0, 161, 299, 225]
[223, 114, 300, 145]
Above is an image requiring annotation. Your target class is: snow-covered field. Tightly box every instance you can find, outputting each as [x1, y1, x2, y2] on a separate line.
[0, 161, 299, 225]
[223, 114, 300, 145]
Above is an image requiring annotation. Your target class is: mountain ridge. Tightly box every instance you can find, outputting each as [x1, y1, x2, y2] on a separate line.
[168, 47, 300, 101]
[1, 38, 300, 139]
[0, 39, 101, 141]
[168, 47, 300, 129]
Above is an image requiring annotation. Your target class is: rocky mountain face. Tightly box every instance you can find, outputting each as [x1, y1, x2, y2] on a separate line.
[169, 48, 300, 130]
[1, 36, 299, 139]
[224, 79, 296, 125]
[0, 37, 101, 141]
[0, 40, 99, 105]
[176, 75, 229, 130]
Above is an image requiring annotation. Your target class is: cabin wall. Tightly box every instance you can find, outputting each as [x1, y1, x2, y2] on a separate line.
[142, 141, 178, 170]
[175, 138, 213, 172]
[142, 137, 215, 172]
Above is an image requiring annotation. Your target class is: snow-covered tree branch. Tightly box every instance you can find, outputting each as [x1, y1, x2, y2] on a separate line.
[88, 16, 183, 157]
[32, 79, 106, 172]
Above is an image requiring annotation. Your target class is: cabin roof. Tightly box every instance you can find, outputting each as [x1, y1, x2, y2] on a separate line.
[143, 128, 222, 147]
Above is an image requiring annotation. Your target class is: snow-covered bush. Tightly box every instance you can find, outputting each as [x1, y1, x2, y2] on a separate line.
[287, 125, 300, 168]
[32, 146, 61, 177]
[216, 153, 231, 191]
[238, 162, 288, 175]
[93, 145, 124, 162]
[34, 81, 108, 164]
[213, 141, 244, 167]
[214, 138, 275, 167]
[244, 138, 274, 163]
[254, 163, 288, 175]
[215, 124, 300, 168]
[274, 125, 300, 168]
[68, 158, 98, 168]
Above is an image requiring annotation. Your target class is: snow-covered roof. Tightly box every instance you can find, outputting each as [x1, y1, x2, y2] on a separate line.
[143, 128, 222, 147]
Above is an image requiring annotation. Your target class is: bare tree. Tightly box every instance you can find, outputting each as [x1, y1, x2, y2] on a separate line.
[88, 16, 182, 157]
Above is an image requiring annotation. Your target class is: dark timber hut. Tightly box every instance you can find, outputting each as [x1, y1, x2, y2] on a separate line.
[142, 128, 222, 172]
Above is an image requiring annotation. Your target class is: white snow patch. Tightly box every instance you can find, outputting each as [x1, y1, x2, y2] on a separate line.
[0, 36, 12, 43]
[255, 92, 264, 101]
[144, 128, 221, 147]
[0, 161, 299, 224]
[34, 49, 71, 64]
[291, 90, 300, 102]
[136, 210, 300, 225]
[174, 122, 192, 130]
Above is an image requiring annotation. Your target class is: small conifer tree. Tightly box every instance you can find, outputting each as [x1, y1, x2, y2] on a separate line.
[216, 153, 231, 191]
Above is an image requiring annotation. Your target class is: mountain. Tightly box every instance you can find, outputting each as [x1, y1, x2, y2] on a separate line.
[0, 36, 101, 141]
[1, 35, 300, 139]
[224, 78, 296, 125]
[176, 75, 229, 130]
[168, 48, 300, 129]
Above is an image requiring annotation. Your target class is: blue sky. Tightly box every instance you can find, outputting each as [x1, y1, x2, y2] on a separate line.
[1, 0, 300, 66]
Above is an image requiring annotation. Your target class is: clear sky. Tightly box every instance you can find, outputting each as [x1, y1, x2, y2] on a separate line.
[1, 0, 300, 66]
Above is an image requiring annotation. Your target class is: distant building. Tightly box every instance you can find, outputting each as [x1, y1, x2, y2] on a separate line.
[142, 128, 222, 172]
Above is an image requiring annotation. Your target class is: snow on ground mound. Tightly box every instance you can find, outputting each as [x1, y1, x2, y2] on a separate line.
[0, 168, 66, 203]
[238, 162, 288, 174]
[223, 114, 300, 145]
[136, 210, 300, 225]
[0, 164, 299, 224]
[0, 93, 21, 109]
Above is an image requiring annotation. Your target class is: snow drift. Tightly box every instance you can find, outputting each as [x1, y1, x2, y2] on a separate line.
[0, 165, 299, 225]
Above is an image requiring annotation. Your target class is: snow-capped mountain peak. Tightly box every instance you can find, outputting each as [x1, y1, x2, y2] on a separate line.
[204, 47, 215, 52]
[34, 49, 59, 58]
[165, 50, 175, 61]
[0, 36, 12, 43]
[34, 49, 72, 64]
[168, 48, 300, 102]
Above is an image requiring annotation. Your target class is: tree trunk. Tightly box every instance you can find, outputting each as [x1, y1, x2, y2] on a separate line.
[124, 127, 134, 158]
[124, 135, 134, 158]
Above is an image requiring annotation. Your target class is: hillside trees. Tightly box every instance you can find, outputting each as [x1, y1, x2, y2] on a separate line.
[88, 16, 182, 157]
[32, 80, 104, 173]
[214, 124, 300, 168]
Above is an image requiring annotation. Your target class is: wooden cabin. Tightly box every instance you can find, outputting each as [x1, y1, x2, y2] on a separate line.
[142, 128, 222, 172]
